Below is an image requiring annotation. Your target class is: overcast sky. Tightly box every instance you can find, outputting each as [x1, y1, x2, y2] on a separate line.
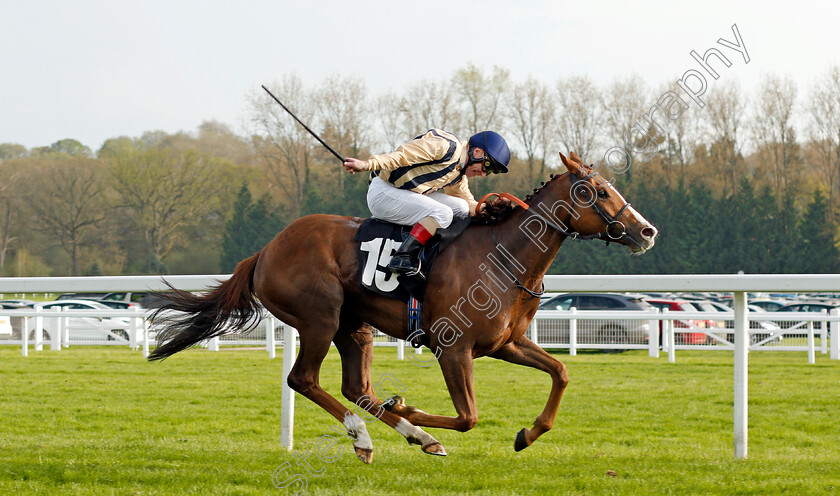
[2, 0, 838, 152]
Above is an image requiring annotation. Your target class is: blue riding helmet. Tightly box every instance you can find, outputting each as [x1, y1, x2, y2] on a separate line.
[468, 131, 511, 174]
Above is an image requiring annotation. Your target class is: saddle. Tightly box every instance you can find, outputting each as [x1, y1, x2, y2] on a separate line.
[354, 216, 470, 302]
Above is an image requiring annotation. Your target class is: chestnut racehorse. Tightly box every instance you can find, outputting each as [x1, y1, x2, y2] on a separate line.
[149, 152, 657, 463]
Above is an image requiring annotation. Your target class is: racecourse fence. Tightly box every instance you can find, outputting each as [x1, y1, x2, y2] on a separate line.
[2, 304, 838, 364]
[2, 273, 840, 460]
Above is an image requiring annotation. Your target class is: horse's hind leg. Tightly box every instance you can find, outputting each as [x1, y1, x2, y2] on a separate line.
[489, 336, 569, 451]
[332, 324, 446, 456]
[381, 349, 480, 433]
[282, 319, 376, 464]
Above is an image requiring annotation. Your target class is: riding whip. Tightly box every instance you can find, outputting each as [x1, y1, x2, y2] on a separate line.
[260, 84, 345, 164]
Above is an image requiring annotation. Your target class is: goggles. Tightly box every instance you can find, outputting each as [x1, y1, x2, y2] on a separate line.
[481, 157, 501, 174]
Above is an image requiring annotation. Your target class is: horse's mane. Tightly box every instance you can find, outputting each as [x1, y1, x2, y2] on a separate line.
[471, 171, 568, 225]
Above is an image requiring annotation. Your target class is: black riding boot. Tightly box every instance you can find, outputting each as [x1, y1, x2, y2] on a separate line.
[388, 235, 424, 275]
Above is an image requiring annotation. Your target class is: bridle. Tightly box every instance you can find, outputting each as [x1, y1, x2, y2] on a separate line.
[486, 169, 633, 298]
[563, 170, 631, 243]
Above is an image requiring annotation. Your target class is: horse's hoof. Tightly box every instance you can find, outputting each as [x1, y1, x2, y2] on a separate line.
[382, 396, 404, 412]
[354, 446, 374, 464]
[514, 428, 529, 452]
[422, 442, 447, 456]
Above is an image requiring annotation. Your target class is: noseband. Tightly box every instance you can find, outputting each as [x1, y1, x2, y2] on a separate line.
[567, 171, 631, 243]
[524, 170, 631, 244]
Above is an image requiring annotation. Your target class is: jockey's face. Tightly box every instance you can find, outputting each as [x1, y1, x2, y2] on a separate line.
[465, 162, 488, 178]
[465, 147, 489, 178]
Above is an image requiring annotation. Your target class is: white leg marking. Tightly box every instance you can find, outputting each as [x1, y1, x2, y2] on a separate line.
[395, 418, 438, 446]
[343, 413, 373, 450]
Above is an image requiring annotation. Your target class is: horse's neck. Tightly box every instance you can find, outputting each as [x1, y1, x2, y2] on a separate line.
[491, 175, 572, 288]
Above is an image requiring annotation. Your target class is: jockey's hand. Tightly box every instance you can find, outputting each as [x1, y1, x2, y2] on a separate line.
[474, 197, 514, 223]
[343, 158, 369, 174]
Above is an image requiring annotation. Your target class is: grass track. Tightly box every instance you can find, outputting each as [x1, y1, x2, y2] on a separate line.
[1, 346, 838, 495]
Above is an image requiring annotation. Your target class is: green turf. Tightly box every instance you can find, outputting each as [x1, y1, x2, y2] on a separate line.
[1, 346, 838, 495]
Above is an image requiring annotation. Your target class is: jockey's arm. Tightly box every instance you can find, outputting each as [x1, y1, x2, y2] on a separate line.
[366, 133, 451, 172]
[443, 176, 480, 216]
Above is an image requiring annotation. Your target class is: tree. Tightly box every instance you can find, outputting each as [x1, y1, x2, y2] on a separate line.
[507, 76, 555, 187]
[601, 75, 647, 154]
[375, 90, 407, 151]
[314, 75, 370, 191]
[399, 79, 458, 139]
[108, 146, 226, 273]
[807, 65, 840, 220]
[703, 80, 748, 196]
[0, 143, 27, 160]
[48, 138, 93, 157]
[752, 74, 802, 201]
[26, 157, 107, 275]
[0, 158, 25, 272]
[555, 75, 603, 161]
[221, 183, 284, 272]
[797, 189, 840, 272]
[248, 75, 316, 219]
[452, 64, 510, 136]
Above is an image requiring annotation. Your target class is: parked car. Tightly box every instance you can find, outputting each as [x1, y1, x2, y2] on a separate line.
[56, 292, 110, 301]
[775, 302, 838, 332]
[0, 314, 12, 336]
[643, 298, 712, 345]
[101, 292, 173, 308]
[748, 299, 789, 312]
[705, 301, 784, 344]
[677, 299, 719, 329]
[0, 299, 36, 308]
[94, 299, 141, 310]
[33, 300, 136, 342]
[536, 293, 653, 352]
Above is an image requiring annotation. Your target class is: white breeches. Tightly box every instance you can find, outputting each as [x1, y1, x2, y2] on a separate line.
[367, 176, 469, 228]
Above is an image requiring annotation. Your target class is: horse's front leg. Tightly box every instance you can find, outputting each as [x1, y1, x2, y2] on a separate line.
[489, 336, 569, 451]
[385, 349, 478, 432]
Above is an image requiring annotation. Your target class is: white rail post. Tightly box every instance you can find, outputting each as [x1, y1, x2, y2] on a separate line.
[820, 309, 827, 355]
[281, 325, 297, 450]
[807, 321, 815, 365]
[266, 317, 276, 359]
[664, 309, 675, 363]
[529, 318, 538, 346]
[48, 308, 60, 350]
[830, 309, 839, 360]
[208, 336, 219, 352]
[397, 339, 405, 360]
[142, 320, 150, 359]
[569, 307, 577, 356]
[733, 290, 749, 460]
[129, 317, 138, 350]
[21, 313, 29, 357]
[649, 308, 660, 358]
[61, 310, 69, 348]
[33, 315, 43, 351]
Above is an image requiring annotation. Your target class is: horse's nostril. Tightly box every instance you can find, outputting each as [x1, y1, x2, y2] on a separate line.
[642, 227, 656, 239]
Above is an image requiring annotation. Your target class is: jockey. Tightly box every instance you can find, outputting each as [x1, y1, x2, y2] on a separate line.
[343, 129, 511, 276]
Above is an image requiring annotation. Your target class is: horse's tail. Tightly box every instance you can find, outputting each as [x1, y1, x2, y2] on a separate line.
[147, 252, 262, 361]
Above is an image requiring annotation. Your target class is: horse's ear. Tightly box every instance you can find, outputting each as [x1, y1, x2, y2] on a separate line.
[569, 151, 581, 163]
[559, 151, 582, 175]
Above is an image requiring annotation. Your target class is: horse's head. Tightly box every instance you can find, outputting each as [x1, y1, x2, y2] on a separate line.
[556, 151, 657, 254]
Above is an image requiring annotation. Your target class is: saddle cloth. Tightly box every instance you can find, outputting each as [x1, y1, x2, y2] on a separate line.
[354, 219, 440, 302]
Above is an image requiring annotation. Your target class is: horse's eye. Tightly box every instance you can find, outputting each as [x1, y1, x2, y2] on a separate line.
[597, 189, 608, 199]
